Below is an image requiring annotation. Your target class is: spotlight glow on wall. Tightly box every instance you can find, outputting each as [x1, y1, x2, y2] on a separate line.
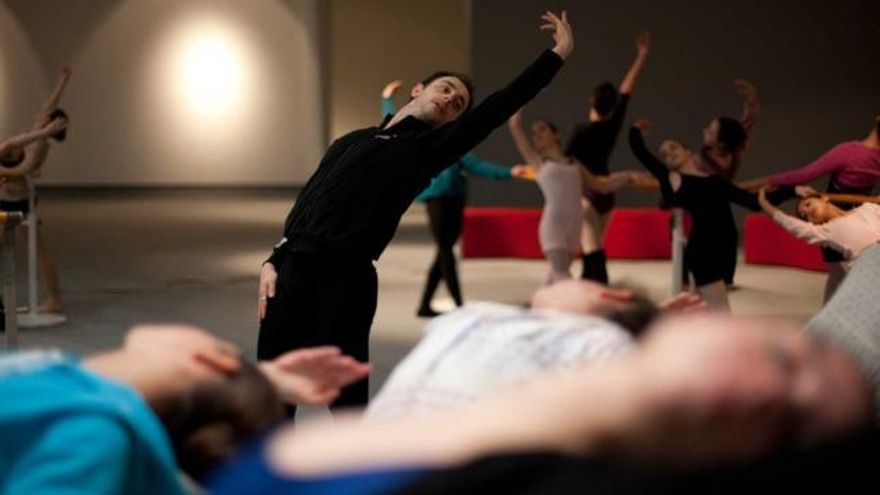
[173, 25, 248, 117]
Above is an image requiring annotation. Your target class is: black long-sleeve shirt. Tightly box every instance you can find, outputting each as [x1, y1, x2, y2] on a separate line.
[268, 50, 564, 264]
[565, 94, 630, 177]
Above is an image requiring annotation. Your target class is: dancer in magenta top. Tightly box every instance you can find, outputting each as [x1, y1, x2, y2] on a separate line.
[750, 116, 880, 300]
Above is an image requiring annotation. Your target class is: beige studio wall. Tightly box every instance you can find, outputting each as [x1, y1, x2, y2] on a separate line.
[0, 0, 324, 186]
[0, 0, 473, 186]
[327, 0, 470, 140]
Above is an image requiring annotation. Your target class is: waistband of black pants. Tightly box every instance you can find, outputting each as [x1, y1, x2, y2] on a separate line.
[287, 239, 375, 264]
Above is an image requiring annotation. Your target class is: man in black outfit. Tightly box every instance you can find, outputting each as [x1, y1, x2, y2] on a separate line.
[256, 11, 574, 415]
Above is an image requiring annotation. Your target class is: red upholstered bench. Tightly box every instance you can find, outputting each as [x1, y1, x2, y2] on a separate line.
[462, 207, 678, 260]
[743, 214, 827, 272]
[604, 208, 676, 259]
[462, 208, 543, 258]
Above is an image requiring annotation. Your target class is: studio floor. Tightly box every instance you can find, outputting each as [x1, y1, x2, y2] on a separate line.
[3, 188, 826, 417]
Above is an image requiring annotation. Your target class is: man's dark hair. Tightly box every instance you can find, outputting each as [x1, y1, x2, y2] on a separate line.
[420, 71, 476, 113]
[153, 360, 285, 481]
[592, 82, 619, 118]
[597, 287, 659, 338]
[49, 108, 68, 142]
[716, 117, 746, 153]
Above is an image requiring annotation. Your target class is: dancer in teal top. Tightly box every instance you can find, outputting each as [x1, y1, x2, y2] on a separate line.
[0, 351, 187, 495]
[382, 81, 527, 317]
[0, 325, 370, 494]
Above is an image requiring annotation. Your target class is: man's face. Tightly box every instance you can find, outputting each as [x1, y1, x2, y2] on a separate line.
[410, 76, 470, 127]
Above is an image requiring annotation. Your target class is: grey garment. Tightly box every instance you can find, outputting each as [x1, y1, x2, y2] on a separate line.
[536, 159, 583, 254]
[805, 243, 880, 423]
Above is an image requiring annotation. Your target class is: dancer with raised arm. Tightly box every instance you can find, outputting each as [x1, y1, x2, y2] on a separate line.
[747, 116, 880, 300]
[628, 120, 791, 309]
[508, 108, 635, 284]
[380, 81, 528, 317]
[258, 11, 574, 415]
[566, 32, 650, 283]
[758, 188, 880, 267]
[0, 67, 71, 313]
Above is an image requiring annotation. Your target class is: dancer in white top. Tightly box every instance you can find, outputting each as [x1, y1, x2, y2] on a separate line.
[758, 188, 880, 264]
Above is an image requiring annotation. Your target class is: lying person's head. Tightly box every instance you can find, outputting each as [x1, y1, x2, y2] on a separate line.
[796, 195, 841, 224]
[633, 314, 873, 461]
[530, 280, 659, 338]
[116, 325, 285, 481]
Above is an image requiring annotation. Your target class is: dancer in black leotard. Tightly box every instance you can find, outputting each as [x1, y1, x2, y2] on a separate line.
[566, 32, 650, 284]
[699, 79, 761, 287]
[628, 121, 790, 309]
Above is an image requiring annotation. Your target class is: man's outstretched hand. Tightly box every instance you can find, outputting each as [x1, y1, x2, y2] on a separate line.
[260, 346, 372, 405]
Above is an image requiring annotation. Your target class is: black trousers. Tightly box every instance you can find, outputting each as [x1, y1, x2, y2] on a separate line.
[257, 251, 377, 416]
[419, 195, 465, 309]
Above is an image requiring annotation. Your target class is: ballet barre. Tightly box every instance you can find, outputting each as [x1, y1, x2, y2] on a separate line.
[0, 171, 67, 328]
[607, 175, 880, 205]
[20, 176, 66, 327]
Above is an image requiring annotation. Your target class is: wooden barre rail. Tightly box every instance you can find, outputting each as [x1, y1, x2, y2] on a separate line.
[587, 176, 880, 205]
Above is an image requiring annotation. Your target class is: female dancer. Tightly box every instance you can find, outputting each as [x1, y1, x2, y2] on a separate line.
[509, 108, 634, 284]
[698, 79, 761, 180]
[566, 32, 650, 283]
[628, 120, 789, 309]
[381, 81, 527, 317]
[697, 79, 761, 287]
[0, 67, 71, 313]
[748, 116, 880, 300]
[758, 188, 880, 266]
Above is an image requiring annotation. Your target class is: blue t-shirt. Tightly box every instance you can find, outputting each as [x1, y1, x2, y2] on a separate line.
[209, 437, 425, 495]
[0, 351, 187, 495]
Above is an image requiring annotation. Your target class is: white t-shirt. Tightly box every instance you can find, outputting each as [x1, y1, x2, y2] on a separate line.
[367, 302, 635, 419]
[772, 203, 880, 262]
